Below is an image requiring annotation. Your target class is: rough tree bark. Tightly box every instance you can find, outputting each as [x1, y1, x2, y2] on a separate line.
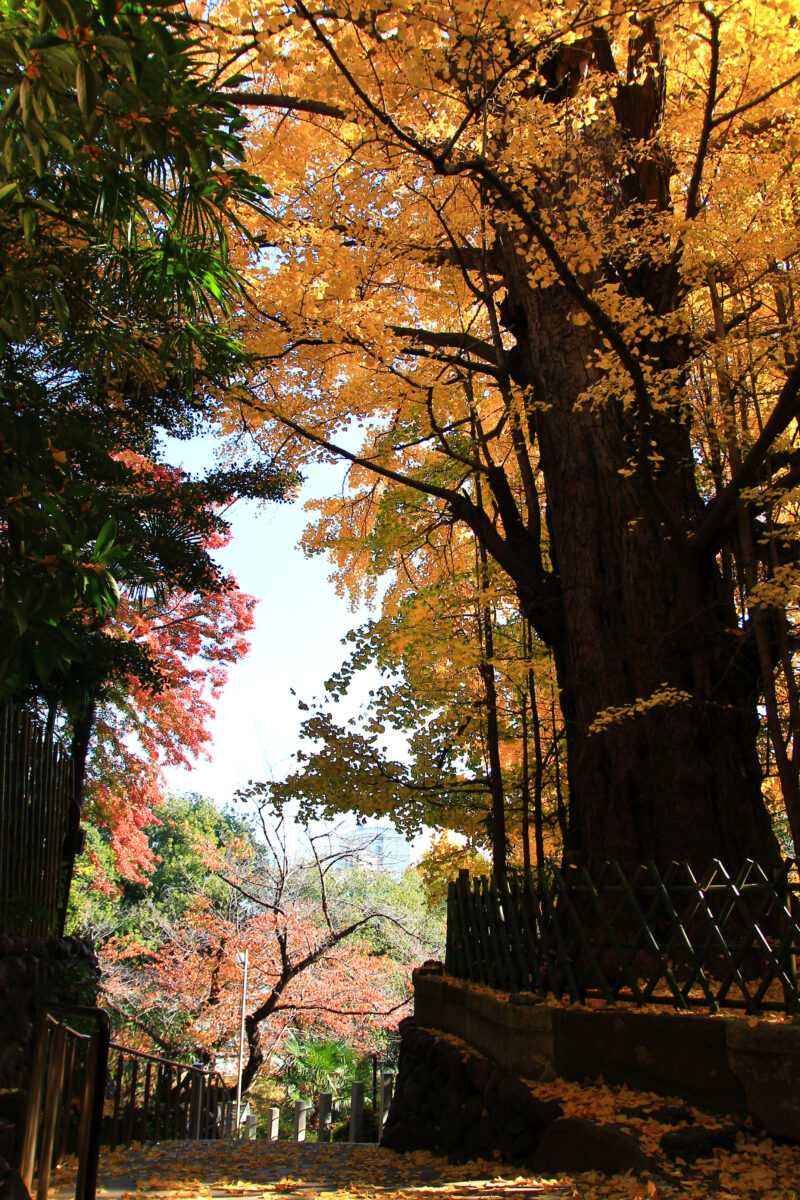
[508, 287, 778, 873]
[483, 25, 782, 875]
[431, 23, 784, 875]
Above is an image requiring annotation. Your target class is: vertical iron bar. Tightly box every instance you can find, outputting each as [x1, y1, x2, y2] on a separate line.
[190, 1070, 202, 1140]
[36, 1023, 67, 1200]
[56, 1037, 77, 1162]
[81, 1010, 110, 1200]
[154, 1064, 166, 1143]
[140, 1061, 152, 1144]
[124, 1059, 139, 1147]
[111, 1053, 124, 1150]
[19, 1018, 50, 1192]
[74, 1030, 98, 1200]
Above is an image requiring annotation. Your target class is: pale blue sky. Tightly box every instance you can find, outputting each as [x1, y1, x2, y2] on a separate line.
[159, 434, 394, 824]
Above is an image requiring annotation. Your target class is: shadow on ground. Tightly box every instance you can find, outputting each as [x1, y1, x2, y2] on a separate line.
[49, 1142, 571, 1200]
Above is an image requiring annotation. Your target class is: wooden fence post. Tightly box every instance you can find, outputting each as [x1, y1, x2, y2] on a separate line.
[36, 1023, 67, 1200]
[293, 1100, 308, 1142]
[266, 1107, 279, 1142]
[19, 1019, 49, 1194]
[774, 866, 799, 1009]
[318, 1092, 332, 1143]
[189, 1071, 202, 1140]
[348, 1082, 363, 1143]
[444, 860, 800, 1016]
[1, 704, 73, 938]
[378, 1073, 393, 1138]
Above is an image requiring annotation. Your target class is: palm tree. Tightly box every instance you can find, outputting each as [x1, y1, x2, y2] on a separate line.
[282, 1036, 362, 1109]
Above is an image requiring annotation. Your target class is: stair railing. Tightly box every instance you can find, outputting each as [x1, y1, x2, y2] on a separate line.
[20, 1007, 235, 1200]
[20, 1006, 110, 1200]
[103, 1042, 232, 1148]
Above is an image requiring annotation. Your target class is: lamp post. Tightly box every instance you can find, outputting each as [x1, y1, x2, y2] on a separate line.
[235, 949, 249, 1138]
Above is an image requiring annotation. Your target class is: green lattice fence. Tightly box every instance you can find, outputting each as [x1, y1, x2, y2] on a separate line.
[445, 859, 800, 1014]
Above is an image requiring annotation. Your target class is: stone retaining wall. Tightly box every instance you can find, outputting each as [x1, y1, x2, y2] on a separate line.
[413, 964, 800, 1140]
[382, 1018, 687, 1176]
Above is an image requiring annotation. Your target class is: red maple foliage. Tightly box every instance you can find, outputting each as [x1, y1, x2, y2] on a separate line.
[102, 892, 410, 1069]
[84, 521, 256, 885]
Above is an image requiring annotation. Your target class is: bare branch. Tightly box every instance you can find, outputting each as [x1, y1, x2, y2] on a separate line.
[685, 4, 721, 221]
[215, 871, 286, 917]
[218, 90, 348, 119]
[710, 68, 800, 129]
[391, 325, 501, 366]
[248, 398, 468, 506]
[273, 997, 411, 1017]
[105, 1003, 175, 1054]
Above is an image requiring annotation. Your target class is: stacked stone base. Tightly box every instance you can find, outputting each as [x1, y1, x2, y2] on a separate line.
[414, 965, 800, 1140]
[381, 1018, 743, 1178]
[381, 1018, 562, 1164]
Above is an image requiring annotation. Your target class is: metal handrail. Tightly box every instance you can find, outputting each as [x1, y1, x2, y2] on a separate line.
[20, 1006, 110, 1200]
[20, 1007, 236, 1200]
[104, 1041, 232, 1147]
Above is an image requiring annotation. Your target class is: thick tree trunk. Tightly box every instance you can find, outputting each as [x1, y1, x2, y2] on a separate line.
[501, 275, 780, 875]
[58, 694, 95, 932]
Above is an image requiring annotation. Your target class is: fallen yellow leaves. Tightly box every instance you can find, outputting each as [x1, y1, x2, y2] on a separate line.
[47, 1079, 800, 1200]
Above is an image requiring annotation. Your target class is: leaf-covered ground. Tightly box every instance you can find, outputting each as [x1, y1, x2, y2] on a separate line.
[49, 1074, 800, 1200]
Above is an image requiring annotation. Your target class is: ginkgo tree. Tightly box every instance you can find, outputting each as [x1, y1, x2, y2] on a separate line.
[203, 0, 800, 870]
[258, 476, 567, 876]
[303, 415, 569, 873]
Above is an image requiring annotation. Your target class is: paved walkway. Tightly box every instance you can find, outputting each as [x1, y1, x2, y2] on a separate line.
[46, 1129, 800, 1200]
[50, 1142, 574, 1200]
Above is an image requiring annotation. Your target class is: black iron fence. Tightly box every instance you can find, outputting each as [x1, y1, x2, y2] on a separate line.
[20, 1008, 234, 1200]
[0, 704, 72, 936]
[103, 1042, 233, 1147]
[445, 859, 800, 1014]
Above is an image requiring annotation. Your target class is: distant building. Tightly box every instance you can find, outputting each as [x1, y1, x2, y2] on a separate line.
[324, 823, 411, 878]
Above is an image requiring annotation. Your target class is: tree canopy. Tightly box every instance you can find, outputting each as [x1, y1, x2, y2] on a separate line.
[0, 0, 284, 697]
[6, 0, 800, 880]
[73, 795, 441, 1092]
